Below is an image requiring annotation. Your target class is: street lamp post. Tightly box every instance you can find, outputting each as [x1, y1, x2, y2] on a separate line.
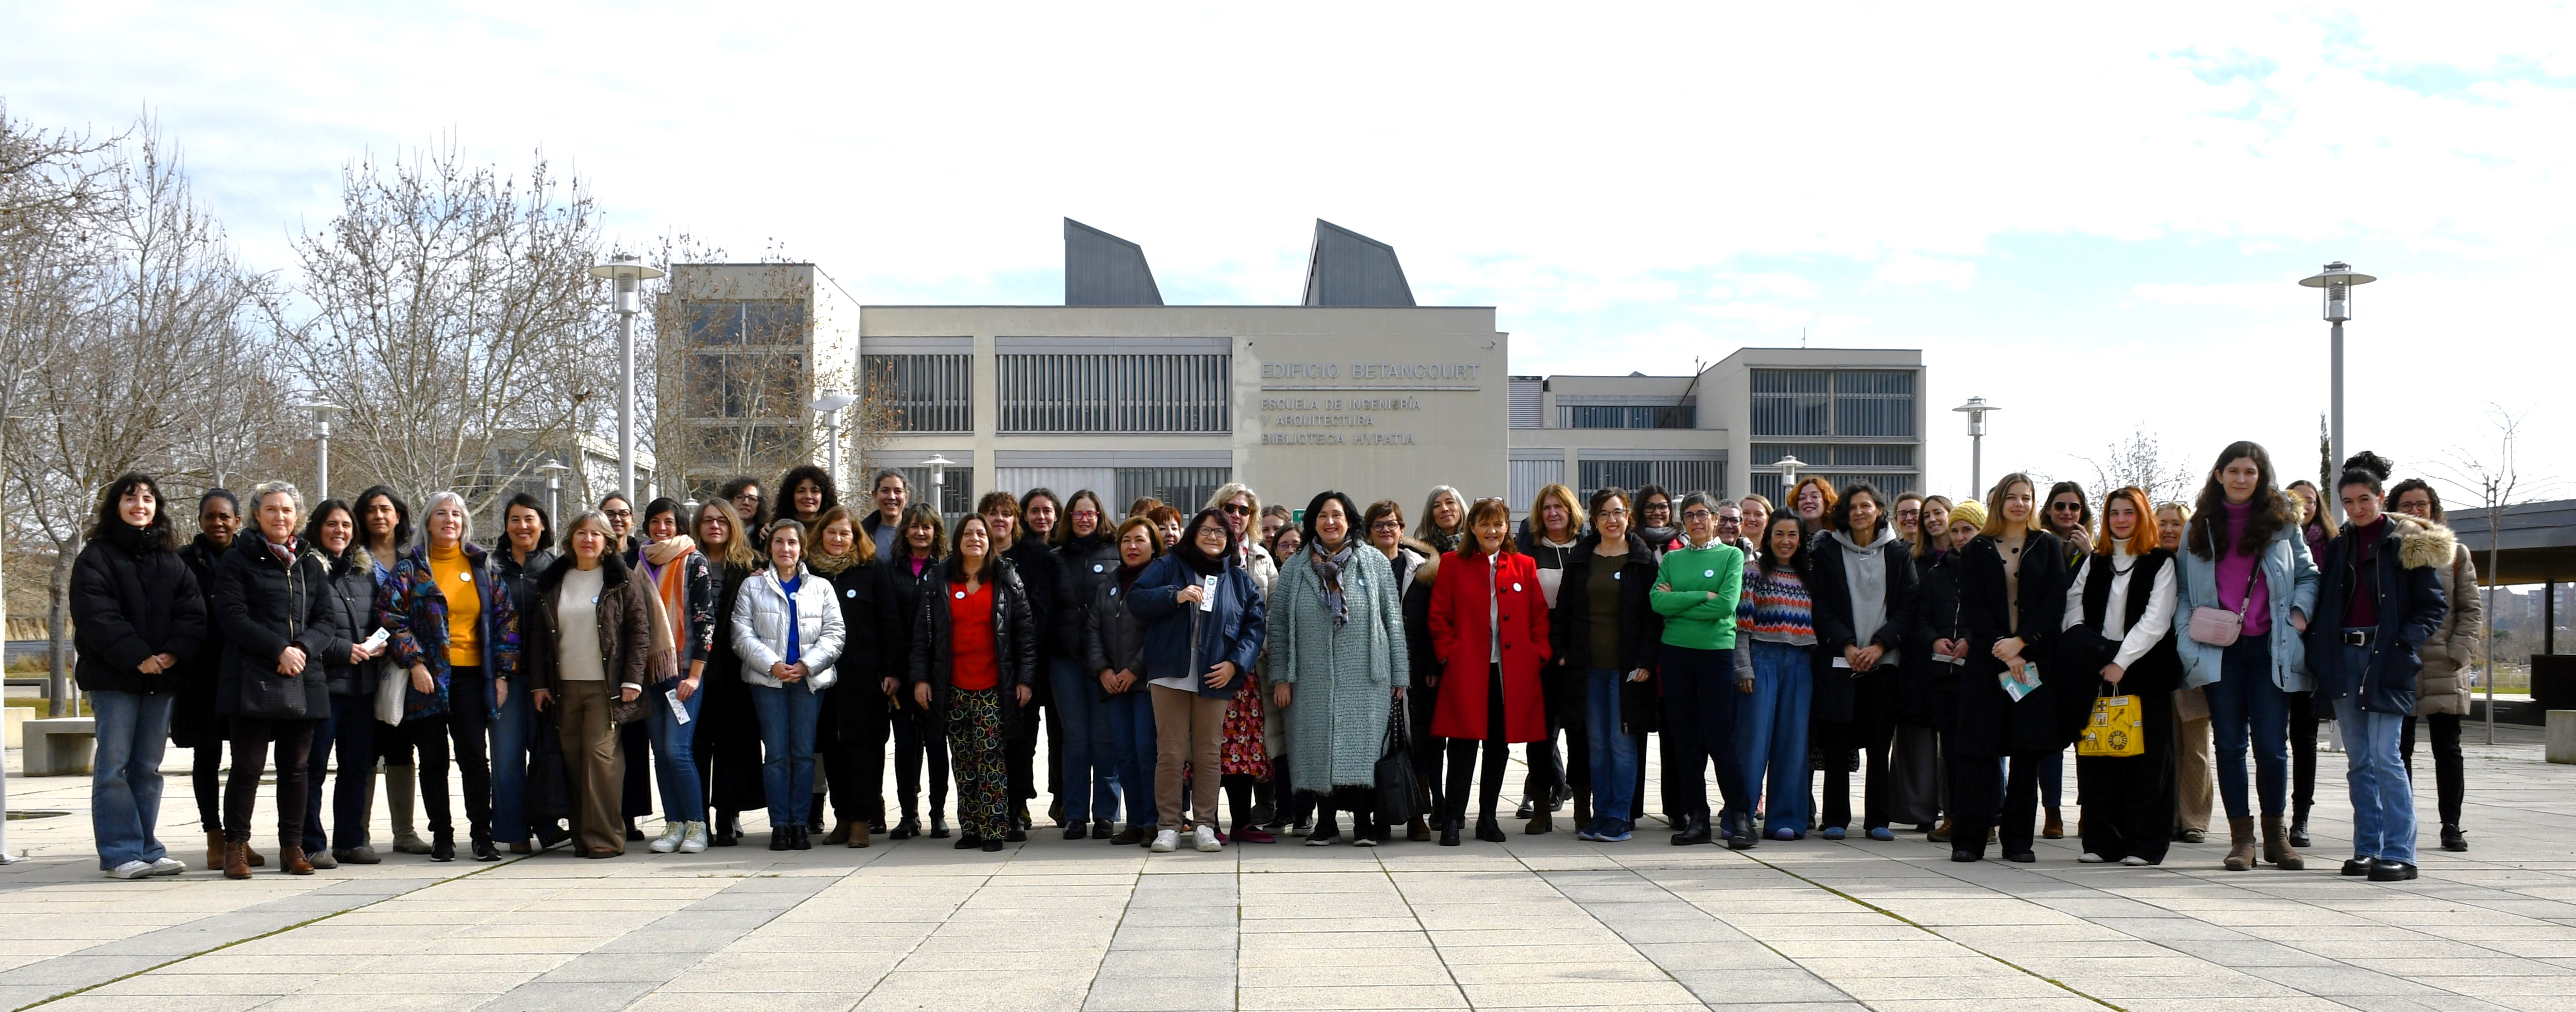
[1773, 454, 1808, 502]
[589, 254, 665, 501]
[922, 454, 955, 517]
[2298, 261, 2377, 494]
[293, 401, 342, 501]
[536, 458, 571, 525]
[1953, 396, 2000, 498]
[810, 389, 857, 494]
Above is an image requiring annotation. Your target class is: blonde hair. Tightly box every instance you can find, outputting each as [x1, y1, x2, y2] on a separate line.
[1528, 483, 1585, 539]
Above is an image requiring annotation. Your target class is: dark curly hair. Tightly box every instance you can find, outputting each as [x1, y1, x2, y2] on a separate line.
[2387, 477, 2444, 522]
[1828, 481, 1887, 535]
[776, 464, 838, 523]
[2338, 450, 2395, 497]
[90, 472, 176, 551]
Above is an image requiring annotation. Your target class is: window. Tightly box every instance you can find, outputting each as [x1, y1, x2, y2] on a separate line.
[1751, 471, 1922, 506]
[1509, 377, 1543, 429]
[685, 300, 805, 345]
[1559, 404, 1696, 429]
[686, 352, 805, 419]
[897, 466, 976, 519]
[865, 354, 973, 433]
[1115, 468, 1231, 516]
[1509, 459, 1565, 513]
[1751, 368, 1914, 437]
[1579, 458, 1727, 501]
[997, 354, 1230, 433]
[1750, 444, 1915, 468]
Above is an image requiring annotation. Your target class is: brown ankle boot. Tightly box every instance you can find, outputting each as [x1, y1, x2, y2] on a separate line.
[281, 845, 314, 876]
[848, 821, 870, 849]
[244, 844, 266, 868]
[2224, 816, 2257, 871]
[2261, 815, 2305, 870]
[206, 830, 227, 870]
[1407, 816, 1430, 842]
[224, 840, 252, 880]
[2042, 806, 2065, 839]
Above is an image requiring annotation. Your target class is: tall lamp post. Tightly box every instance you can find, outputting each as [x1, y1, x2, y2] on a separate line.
[2298, 261, 2376, 496]
[293, 400, 342, 500]
[1953, 396, 2000, 498]
[922, 454, 955, 517]
[536, 458, 570, 525]
[810, 389, 857, 493]
[1773, 454, 1808, 503]
[589, 254, 665, 501]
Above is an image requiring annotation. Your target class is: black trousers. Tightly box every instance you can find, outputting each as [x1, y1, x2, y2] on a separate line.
[1658, 644, 1745, 823]
[1444, 664, 1512, 826]
[2401, 713, 2465, 827]
[2075, 691, 2176, 863]
[1007, 702, 1041, 810]
[193, 736, 229, 829]
[1410, 675, 1445, 819]
[1520, 666, 1588, 806]
[1815, 718, 1896, 831]
[619, 720, 651, 822]
[1950, 751, 2040, 858]
[391, 665, 493, 839]
[2287, 689, 2318, 815]
[892, 704, 950, 819]
[224, 717, 317, 846]
[828, 682, 893, 822]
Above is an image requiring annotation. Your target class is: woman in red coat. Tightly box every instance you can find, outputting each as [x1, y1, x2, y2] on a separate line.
[1429, 497, 1553, 845]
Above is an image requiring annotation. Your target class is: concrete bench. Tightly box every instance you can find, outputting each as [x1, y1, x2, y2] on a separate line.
[2550, 711, 2576, 765]
[25, 717, 95, 776]
[3, 706, 30, 748]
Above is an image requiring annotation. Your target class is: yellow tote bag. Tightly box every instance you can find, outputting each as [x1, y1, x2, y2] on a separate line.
[2076, 693, 2145, 758]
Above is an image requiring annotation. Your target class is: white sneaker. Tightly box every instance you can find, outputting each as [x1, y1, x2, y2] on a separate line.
[2079, 852, 2107, 863]
[148, 857, 187, 876]
[1193, 826, 1222, 852]
[2120, 855, 2151, 866]
[107, 860, 154, 880]
[649, 823, 686, 854]
[1150, 829, 1180, 853]
[679, 821, 709, 853]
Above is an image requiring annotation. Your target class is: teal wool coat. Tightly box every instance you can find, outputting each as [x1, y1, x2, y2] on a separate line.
[1267, 546, 1409, 793]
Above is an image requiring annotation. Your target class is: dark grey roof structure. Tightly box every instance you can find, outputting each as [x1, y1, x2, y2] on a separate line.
[2452, 498, 2576, 584]
[1302, 220, 1415, 307]
[1064, 218, 1163, 306]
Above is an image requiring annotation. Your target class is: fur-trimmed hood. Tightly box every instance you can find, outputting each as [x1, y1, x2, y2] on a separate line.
[2392, 513, 2456, 571]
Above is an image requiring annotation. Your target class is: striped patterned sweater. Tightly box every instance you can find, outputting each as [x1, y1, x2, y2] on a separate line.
[1736, 563, 1818, 645]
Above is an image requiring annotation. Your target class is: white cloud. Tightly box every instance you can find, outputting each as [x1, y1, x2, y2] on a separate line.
[1871, 252, 1978, 290]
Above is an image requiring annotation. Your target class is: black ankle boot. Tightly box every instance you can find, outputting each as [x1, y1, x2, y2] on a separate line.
[1439, 819, 1463, 847]
[2288, 804, 2313, 849]
[1674, 815, 1713, 846]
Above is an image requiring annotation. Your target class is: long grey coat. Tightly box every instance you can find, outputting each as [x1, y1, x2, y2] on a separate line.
[1268, 545, 1408, 793]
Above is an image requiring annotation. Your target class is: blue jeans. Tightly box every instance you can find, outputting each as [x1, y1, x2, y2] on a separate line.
[2205, 633, 2291, 818]
[649, 681, 707, 823]
[748, 683, 822, 829]
[2335, 673, 2416, 864]
[301, 693, 382, 852]
[2037, 751, 2063, 809]
[1582, 668, 1639, 823]
[1101, 689, 1158, 828]
[1737, 640, 1813, 837]
[1048, 657, 1120, 823]
[489, 679, 534, 844]
[90, 690, 174, 869]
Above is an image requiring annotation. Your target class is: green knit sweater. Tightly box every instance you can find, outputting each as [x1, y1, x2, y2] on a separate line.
[1651, 540, 1746, 651]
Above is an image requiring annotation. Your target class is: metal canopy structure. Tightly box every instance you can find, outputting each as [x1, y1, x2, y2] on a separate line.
[1064, 218, 1164, 306]
[2451, 498, 2576, 585]
[1303, 219, 1415, 307]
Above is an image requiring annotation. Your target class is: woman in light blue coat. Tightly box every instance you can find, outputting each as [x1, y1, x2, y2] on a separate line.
[2173, 441, 2318, 872]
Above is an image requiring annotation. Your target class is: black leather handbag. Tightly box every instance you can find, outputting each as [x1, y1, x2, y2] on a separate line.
[1373, 697, 1422, 824]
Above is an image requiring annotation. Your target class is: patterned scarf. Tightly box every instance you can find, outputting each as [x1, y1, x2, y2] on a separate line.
[1309, 538, 1356, 628]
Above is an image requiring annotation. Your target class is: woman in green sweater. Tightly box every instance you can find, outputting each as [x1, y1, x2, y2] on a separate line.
[1650, 491, 1747, 846]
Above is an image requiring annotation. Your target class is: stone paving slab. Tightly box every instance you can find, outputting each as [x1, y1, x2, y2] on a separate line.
[5, 722, 2575, 1010]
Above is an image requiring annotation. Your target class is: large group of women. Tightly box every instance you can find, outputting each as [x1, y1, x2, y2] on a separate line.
[67, 438, 2475, 883]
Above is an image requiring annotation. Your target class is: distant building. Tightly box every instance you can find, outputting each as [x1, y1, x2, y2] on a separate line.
[665, 263, 861, 500]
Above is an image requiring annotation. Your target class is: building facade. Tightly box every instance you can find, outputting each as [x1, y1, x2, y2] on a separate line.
[664, 262, 861, 500]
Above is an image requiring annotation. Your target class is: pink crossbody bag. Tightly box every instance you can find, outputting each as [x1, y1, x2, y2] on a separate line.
[2187, 535, 2261, 648]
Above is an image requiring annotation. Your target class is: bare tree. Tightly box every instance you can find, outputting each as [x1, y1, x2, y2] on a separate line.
[266, 139, 610, 515]
[2436, 404, 2559, 745]
[1, 121, 263, 711]
[2083, 424, 2194, 504]
[644, 253, 874, 501]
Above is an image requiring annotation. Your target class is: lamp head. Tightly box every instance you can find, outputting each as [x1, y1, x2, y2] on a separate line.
[589, 254, 664, 314]
[2298, 261, 2376, 323]
[1952, 396, 1998, 436]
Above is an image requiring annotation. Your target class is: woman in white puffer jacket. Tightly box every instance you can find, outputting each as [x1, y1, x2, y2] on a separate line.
[730, 518, 846, 850]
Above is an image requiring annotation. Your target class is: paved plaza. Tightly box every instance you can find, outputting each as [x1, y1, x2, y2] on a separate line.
[1, 724, 2572, 1012]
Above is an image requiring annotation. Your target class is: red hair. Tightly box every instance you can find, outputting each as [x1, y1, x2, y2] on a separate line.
[2100, 486, 2159, 558]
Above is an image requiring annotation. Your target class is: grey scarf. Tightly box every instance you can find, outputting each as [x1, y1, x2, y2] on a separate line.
[1834, 525, 1894, 657]
[1309, 539, 1356, 628]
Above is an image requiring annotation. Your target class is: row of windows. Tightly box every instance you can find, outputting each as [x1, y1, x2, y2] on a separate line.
[866, 353, 1229, 434]
[1750, 369, 1916, 438]
[876, 466, 1234, 522]
[1749, 443, 1915, 468]
[1558, 404, 1696, 429]
[1510, 457, 1729, 514]
[686, 352, 805, 419]
[1749, 471, 1923, 505]
[685, 300, 806, 346]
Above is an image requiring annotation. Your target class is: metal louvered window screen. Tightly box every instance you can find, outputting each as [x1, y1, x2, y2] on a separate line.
[865, 354, 973, 432]
[1752, 368, 1914, 438]
[897, 466, 976, 520]
[997, 354, 1230, 433]
[1578, 458, 1727, 501]
[1115, 468, 1231, 516]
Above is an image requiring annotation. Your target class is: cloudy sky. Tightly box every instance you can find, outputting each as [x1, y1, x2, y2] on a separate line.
[6, 2, 2569, 506]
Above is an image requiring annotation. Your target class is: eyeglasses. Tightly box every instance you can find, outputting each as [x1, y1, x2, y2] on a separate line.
[1370, 520, 1403, 531]
[1072, 510, 1101, 520]
[604, 509, 633, 520]
[730, 493, 759, 503]
[1680, 509, 1714, 522]
[1595, 507, 1628, 519]
[1221, 504, 1252, 516]
[2050, 502, 2085, 512]
[1641, 502, 1670, 514]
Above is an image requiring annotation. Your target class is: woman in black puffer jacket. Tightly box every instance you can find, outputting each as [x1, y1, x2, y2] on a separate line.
[1084, 515, 1161, 845]
[299, 499, 393, 867]
[1051, 490, 1123, 839]
[210, 481, 338, 879]
[909, 513, 1040, 853]
[69, 472, 207, 879]
[877, 503, 951, 840]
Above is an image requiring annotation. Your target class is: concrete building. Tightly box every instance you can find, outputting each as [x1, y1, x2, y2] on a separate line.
[664, 262, 861, 500]
[690, 220, 1923, 522]
[1509, 348, 1927, 511]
